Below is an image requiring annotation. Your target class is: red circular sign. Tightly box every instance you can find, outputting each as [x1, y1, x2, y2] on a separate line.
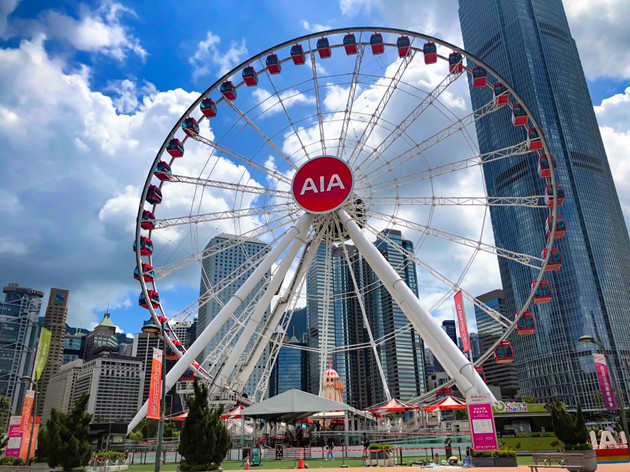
[292, 156, 353, 213]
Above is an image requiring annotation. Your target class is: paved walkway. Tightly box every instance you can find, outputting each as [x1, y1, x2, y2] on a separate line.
[262, 465, 630, 472]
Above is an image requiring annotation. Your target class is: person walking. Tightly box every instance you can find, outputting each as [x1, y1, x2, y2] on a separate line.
[326, 436, 335, 460]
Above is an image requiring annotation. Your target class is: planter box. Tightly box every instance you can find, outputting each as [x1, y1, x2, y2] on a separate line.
[493, 457, 518, 467]
[470, 456, 494, 467]
[365, 450, 395, 467]
[575, 450, 597, 472]
[0, 466, 31, 472]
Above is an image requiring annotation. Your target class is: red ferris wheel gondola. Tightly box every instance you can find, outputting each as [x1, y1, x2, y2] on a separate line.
[370, 33, 384, 55]
[290, 44, 305, 65]
[146, 185, 162, 205]
[527, 128, 543, 150]
[472, 66, 487, 88]
[494, 340, 514, 364]
[493, 82, 509, 105]
[475, 366, 486, 382]
[166, 138, 184, 157]
[220, 81, 237, 100]
[266, 54, 281, 74]
[141, 210, 156, 230]
[517, 311, 535, 335]
[512, 104, 528, 126]
[343, 33, 357, 55]
[139, 290, 160, 309]
[449, 52, 463, 74]
[436, 387, 453, 400]
[181, 117, 199, 137]
[542, 248, 562, 271]
[546, 215, 566, 239]
[423, 41, 437, 64]
[200, 98, 217, 117]
[243, 67, 258, 86]
[317, 37, 332, 59]
[397, 35, 410, 57]
[545, 184, 565, 207]
[134, 236, 153, 256]
[134, 263, 154, 282]
[154, 161, 172, 181]
[532, 280, 552, 304]
[166, 340, 184, 361]
[538, 155, 557, 178]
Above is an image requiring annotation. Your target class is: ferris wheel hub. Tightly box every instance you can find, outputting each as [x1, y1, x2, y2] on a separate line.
[291, 155, 354, 214]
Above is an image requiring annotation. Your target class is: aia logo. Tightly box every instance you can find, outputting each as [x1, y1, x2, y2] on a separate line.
[292, 156, 353, 213]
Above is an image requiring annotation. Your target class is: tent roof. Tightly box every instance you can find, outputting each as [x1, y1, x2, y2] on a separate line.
[424, 395, 467, 412]
[369, 398, 418, 413]
[239, 389, 367, 422]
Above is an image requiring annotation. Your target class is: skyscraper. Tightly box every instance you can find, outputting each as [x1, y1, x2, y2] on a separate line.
[474, 290, 520, 396]
[0, 284, 43, 413]
[37, 288, 69, 416]
[84, 312, 118, 359]
[459, 0, 630, 408]
[269, 335, 306, 396]
[198, 234, 270, 396]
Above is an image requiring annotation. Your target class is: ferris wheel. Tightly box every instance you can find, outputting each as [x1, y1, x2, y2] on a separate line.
[128, 27, 562, 431]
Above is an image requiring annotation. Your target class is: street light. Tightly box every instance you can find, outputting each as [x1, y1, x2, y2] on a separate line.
[19, 376, 37, 466]
[579, 334, 630, 448]
[142, 319, 167, 472]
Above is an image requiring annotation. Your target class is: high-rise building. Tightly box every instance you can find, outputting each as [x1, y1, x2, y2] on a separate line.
[37, 288, 69, 416]
[172, 320, 192, 349]
[198, 234, 270, 396]
[71, 352, 143, 422]
[269, 335, 306, 396]
[459, 0, 630, 408]
[41, 359, 82, 419]
[84, 312, 118, 359]
[474, 290, 520, 395]
[63, 332, 86, 364]
[433, 320, 459, 374]
[132, 332, 162, 403]
[470, 332, 481, 360]
[0, 284, 43, 413]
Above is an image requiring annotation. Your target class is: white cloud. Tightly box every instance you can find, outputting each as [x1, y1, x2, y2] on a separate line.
[0, 0, 19, 37]
[0, 237, 28, 256]
[564, 0, 630, 80]
[302, 20, 332, 33]
[252, 88, 316, 117]
[595, 86, 630, 132]
[188, 31, 248, 81]
[19, 1, 146, 61]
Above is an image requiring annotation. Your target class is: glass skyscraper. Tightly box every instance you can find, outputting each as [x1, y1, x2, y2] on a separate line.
[459, 0, 630, 409]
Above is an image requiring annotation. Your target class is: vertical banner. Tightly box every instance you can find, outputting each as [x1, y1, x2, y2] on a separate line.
[6, 416, 23, 458]
[19, 390, 34, 433]
[147, 348, 163, 420]
[454, 290, 471, 353]
[593, 354, 618, 410]
[466, 392, 498, 450]
[34, 328, 52, 381]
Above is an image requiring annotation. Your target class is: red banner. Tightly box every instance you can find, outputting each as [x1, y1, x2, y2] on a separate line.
[454, 291, 470, 353]
[19, 390, 34, 433]
[147, 348, 163, 420]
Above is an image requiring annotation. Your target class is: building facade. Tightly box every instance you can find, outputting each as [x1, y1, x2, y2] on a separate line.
[0, 284, 43, 413]
[459, 0, 630, 408]
[37, 288, 69, 416]
[84, 313, 118, 359]
[474, 290, 520, 395]
[132, 332, 162, 403]
[198, 234, 270, 396]
[41, 359, 83, 419]
[269, 335, 306, 396]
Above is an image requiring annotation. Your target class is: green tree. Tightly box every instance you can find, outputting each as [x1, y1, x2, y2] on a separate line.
[0, 396, 11, 432]
[178, 380, 230, 471]
[37, 394, 93, 470]
[548, 399, 591, 450]
[522, 395, 538, 404]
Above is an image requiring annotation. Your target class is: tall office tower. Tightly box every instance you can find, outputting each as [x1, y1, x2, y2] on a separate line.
[459, 0, 630, 408]
[132, 331, 162, 403]
[306, 243, 369, 407]
[172, 320, 192, 348]
[474, 290, 520, 396]
[63, 331, 87, 364]
[84, 312, 118, 359]
[41, 359, 82, 419]
[198, 234, 270, 396]
[469, 332, 481, 360]
[269, 335, 306, 396]
[433, 320, 459, 374]
[37, 288, 69, 416]
[71, 352, 143, 422]
[364, 229, 426, 403]
[0, 284, 43, 413]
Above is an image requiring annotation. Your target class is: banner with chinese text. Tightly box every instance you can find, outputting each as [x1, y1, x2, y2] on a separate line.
[466, 392, 498, 450]
[454, 290, 470, 353]
[147, 348, 163, 419]
[593, 353, 618, 410]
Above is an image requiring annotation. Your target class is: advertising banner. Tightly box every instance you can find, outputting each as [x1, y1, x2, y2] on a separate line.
[19, 390, 34, 433]
[454, 290, 470, 353]
[34, 328, 52, 381]
[20, 417, 39, 461]
[6, 416, 23, 458]
[466, 392, 498, 450]
[593, 354, 618, 411]
[147, 348, 163, 420]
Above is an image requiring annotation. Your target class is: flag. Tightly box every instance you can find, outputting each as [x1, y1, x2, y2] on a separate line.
[33, 328, 51, 381]
[454, 291, 470, 353]
[19, 390, 34, 433]
[147, 348, 163, 420]
[593, 353, 618, 410]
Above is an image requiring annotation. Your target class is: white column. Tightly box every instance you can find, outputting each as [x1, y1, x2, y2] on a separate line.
[127, 212, 313, 434]
[338, 209, 494, 401]
[212, 216, 312, 393]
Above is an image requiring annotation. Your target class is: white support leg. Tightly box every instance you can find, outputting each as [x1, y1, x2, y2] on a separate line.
[127, 212, 313, 434]
[211, 217, 312, 394]
[235, 234, 322, 392]
[338, 209, 494, 401]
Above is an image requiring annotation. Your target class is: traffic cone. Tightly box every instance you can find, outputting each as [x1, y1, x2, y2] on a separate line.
[246, 454, 250, 470]
[298, 449, 305, 469]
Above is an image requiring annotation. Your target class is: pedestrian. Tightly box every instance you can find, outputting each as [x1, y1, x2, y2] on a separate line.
[326, 436, 335, 460]
[363, 433, 370, 459]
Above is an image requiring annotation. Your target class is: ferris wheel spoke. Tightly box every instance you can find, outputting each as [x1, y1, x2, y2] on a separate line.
[337, 39, 365, 158]
[153, 202, 296, 229]
[260, 64, 311, 161]
[360, 96, 502, 180]
[168, 173, 290, 199]
[362, 222, 511, 328]
[153, 210, 296, 281]
[347, 49, 415, 165]
[363, 141, 531, 193]
[189, 133, 291, 184]
[308, 40, 327, 155]
[318, 226, 334, 395]
[358, 68, 462, 174]
[369, 210, 543, 269]
[220, 89, 297, 171]
[368, 195, 546, 207]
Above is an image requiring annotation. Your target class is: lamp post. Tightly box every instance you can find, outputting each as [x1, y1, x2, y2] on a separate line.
[579, 334, 630, 447]
[19, 376, 37, 466]
[142, 319, 167, 472]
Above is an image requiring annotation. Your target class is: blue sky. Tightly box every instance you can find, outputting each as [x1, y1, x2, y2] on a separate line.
[1, 0, 629, 338]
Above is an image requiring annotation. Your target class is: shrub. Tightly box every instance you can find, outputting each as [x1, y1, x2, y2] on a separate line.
[367, 443, 392, 450]
[0, 456, 24, 466]
[492, 448, 517, 458]
[471, 449, 493, 458]
[549, 400, 590, 450]
[128, 431, 143, 441]
[93, 451, 126, 461]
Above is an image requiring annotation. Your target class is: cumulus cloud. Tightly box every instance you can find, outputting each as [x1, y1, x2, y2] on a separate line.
[252, 88, 316, 117]
[564, 0, 630, 80]
[15, 1, 147, 61]
[0, 0, 19, 37]
[302, 20, 332, 33]
[188, 31, 248, 81]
